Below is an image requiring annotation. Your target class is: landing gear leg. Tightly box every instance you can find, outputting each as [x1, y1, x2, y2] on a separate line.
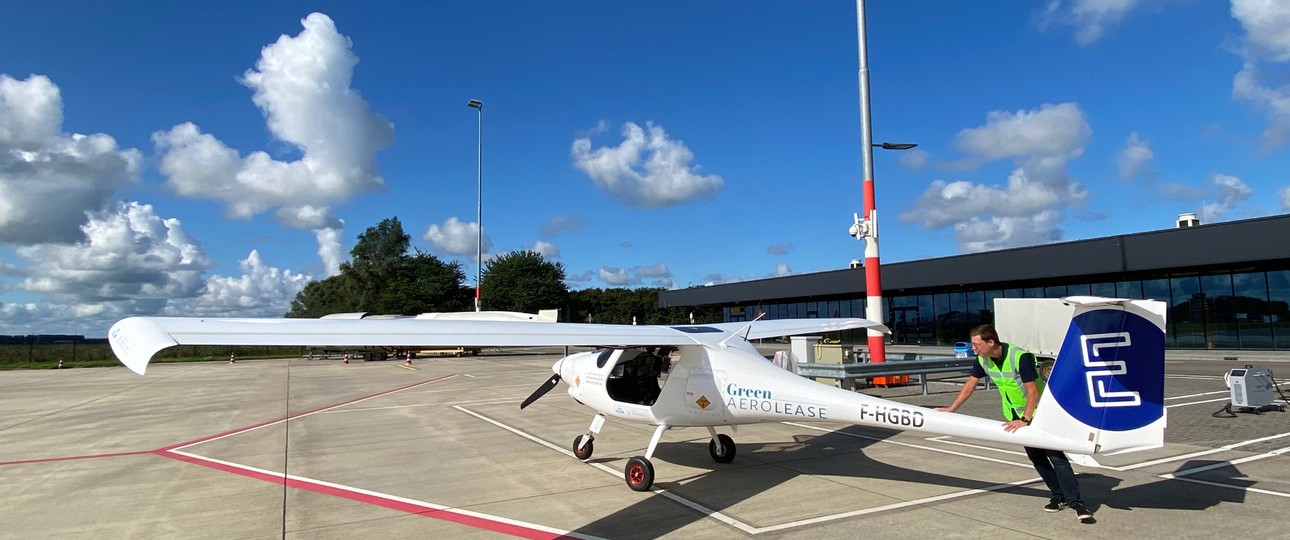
[625, 424, 668, 491]
[575, 414, 605, 461]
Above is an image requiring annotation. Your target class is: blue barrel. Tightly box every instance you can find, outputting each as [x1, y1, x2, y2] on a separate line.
[954, 342, 971, 358]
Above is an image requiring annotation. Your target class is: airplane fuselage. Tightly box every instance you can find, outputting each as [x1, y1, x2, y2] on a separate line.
[558, 341, 1098, 454]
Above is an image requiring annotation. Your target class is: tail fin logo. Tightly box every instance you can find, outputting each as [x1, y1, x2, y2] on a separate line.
[1082, 332, 1141, 408]
[1049, 309, 1164, 431]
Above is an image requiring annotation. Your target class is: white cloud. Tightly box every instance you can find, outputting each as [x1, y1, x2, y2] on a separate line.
[424, 217, 491, 257]
[1116, 131, 1154, 180]
[767, 243, 793, 255]
[153, 13, 393, 268]
[16, 202, 211, 307]
[540, 215, 586, 237]
[599, 266, 632, 286]
[774, 262, 793, 277]
[0, 74, 142, 245]
[532, 240, 560, 259]
[635, 262, 671, 279]
[1279, 186, 1290, 210]
[173, 250, 310, 317]
[1231, 1, 1290, 150]
[900, 103, 1091, 252]
[898, 149, 931, 171]
[566, 270, 595, 283]
[593, 264, 675, 289]
[950, 102, 1091, 165]
[314, 225, 344, 277]
[571, 121, 724, 208]
[1199, 173, 1253, 222]
[1035, 0, 1145, 46]
[1233, 0, 1290, 61]
[593, 263, 672, 287]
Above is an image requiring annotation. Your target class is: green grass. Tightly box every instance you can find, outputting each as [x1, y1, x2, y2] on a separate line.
[0, 343, 304, 371]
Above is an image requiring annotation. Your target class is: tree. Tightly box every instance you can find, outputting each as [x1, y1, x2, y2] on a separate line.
[568, 287, 721, 325]
[479, 250, 568, 313]
[287, 217, 469, 317]
[286, 274, 356, 318]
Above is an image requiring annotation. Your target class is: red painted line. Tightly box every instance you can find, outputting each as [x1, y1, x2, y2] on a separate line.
[0, 449, 153, 466]
[158, 374, 456, 452]
[159, 448, 576, 539]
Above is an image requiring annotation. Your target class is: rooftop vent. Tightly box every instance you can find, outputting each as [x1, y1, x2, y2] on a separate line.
[1177, 212, 1200, 228]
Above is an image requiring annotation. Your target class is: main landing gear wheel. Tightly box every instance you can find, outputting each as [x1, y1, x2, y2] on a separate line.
[573, 435, 594, 460]
[625, 456, 654, 491]
[709, 433, 736, 463]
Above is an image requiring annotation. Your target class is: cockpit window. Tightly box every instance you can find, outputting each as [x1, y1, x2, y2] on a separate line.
[595, 348, 614, 368]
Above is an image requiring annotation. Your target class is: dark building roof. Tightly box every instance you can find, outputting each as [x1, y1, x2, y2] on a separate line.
[660, 213, 1290, 307]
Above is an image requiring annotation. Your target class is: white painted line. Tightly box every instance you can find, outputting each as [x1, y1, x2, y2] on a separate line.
[755, 476, 1045, 534]
[1164, 445, 1290, 477]
[459, 408, 1047, 535]
[1166, 390, 1229, 400]
[454, 406, 760, 534]
[1166, 397, 1233, 408]
[167, 449, 608, 539]
[785, 423, 1033, 468]
[174, 376, 456, 452]
[1119, 431, 1290, 471]
[916, 436, 1029, 458]
[1163, 476, 1290, 498]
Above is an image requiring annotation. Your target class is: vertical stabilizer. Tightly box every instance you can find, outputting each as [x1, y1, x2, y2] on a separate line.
[1026, 297, 1168, 454]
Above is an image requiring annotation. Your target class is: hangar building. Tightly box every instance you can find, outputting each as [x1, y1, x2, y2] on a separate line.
[659, 214, 1290, 350]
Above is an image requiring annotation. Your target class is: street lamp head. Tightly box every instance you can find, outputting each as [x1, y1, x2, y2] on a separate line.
[467, 99, 483, 109]
[874, 142, 917, 150]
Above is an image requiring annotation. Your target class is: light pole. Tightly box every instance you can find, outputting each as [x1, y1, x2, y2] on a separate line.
[468, 99, 483, 312]
[853, 1, 916, 366]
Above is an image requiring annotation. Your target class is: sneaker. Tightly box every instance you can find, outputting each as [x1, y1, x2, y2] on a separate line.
[1043, 497, 1067, 512]
[1069, 503, 1095, 524]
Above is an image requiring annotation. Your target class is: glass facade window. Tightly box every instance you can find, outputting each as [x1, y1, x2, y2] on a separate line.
[1201, 274, 1238, 348]
[1117, 280, 1143, 299]
[966, 291, 985, 329]
[1228, 272, 1271, 349]
[1170, 276, 1203, 348]
[1269, 270, 1290, 349]
[716, 268, 1290, 350]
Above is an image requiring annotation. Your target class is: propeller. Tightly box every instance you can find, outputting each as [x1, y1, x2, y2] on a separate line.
[519, 374, 561, 410]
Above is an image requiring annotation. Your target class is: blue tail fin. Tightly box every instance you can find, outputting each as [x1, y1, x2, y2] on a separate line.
[1029, 297, 1168, 454]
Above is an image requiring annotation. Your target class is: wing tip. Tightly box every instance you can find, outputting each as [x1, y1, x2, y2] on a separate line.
[109, 317, 178, 375]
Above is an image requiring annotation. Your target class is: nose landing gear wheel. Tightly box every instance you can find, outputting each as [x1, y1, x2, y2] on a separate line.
[709, 433, 736, 463]
[625, 456, 654, 491]
[573, 435, 594, 460]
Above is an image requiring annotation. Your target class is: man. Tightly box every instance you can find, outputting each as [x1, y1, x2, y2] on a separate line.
[935, 324, 1095, 524]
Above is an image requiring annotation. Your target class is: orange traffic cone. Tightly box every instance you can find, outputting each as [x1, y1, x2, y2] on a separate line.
[403, 351, 413, 366]
[57, 359, 64, 369]
[229, 353, 236, 364]
[343, 353, 350, 364]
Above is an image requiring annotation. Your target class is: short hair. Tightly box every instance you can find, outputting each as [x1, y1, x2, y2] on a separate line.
[971, 324, 999, 344]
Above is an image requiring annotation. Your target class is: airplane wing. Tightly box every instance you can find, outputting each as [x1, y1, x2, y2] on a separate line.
[702, 319, 889, 341]
[108, 316, 885, 375]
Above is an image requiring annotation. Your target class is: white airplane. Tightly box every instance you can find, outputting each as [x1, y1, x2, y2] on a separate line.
[108, 296, 1167, 492]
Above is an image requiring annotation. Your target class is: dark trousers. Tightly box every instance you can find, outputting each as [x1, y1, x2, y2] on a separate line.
[1024, 446, 1082, 505]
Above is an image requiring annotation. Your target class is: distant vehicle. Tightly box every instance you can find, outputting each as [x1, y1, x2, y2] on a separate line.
[413, 346, 479, 358]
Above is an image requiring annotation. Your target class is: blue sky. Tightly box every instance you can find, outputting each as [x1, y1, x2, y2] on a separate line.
[2, 1, 1289, 336]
